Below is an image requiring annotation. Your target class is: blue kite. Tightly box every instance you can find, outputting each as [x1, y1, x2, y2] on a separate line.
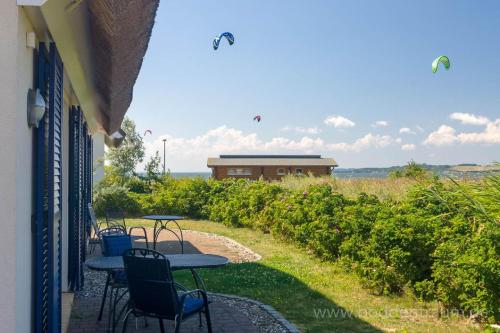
[213, 32, 235, 50]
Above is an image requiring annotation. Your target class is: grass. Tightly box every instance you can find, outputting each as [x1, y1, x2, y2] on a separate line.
[127, 218, 480, 333]
[277, 175, 417, 201]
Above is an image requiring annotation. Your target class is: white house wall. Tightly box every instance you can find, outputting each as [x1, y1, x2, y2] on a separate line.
[0, 1, 22, 332]
[14, 10, 37, 333]
[93, 132, 105, 184]
[0, 3, 82, 331]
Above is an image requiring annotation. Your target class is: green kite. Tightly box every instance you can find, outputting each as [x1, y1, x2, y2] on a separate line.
[432, 55, 450, 73]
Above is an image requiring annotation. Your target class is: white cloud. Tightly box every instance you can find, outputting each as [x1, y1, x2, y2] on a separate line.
[456, 119, 500, 143]
[449, 113, 490, 126]
[372, 120, 388, 128]
[143, 126, 325, 164]
[401, 143, 416, 151]
[281, 126, 322, 135]
[399, 127, 416, 135]
[263, 136, 324, 151]
[423, 125, 458, 146]
[326, 133, 395, 152]
[415, 125, 425, 133]
[424, 119, 500, 146]
[141, 126, 404, 171]
[324, 115, 355, 128]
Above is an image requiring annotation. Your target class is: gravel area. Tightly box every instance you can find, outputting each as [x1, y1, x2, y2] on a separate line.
[209, 294, 300, 333]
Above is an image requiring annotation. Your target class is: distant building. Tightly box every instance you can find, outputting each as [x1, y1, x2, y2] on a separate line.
[207, 155, 338, 180]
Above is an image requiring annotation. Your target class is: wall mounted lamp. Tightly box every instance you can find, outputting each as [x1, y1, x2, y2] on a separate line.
[104, 129, 127, 148]
[27, 88, 46, 128]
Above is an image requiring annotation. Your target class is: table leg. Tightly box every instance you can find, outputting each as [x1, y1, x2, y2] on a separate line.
[167, 220, 184, 253]
[98, 273, 111, 321]
[190, 268, 206, 328]
[190, 268, 207, 291]
[154, 220, 184, 253]
[153, 220, 161, 250]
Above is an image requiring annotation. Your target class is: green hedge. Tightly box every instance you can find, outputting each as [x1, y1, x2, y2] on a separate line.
[94, 175, 499, 322]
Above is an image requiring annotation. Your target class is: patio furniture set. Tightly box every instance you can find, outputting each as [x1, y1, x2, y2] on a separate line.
[85, 205, 229, 333]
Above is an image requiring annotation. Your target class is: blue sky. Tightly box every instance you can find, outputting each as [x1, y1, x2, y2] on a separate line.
[128, 0, 500, 172]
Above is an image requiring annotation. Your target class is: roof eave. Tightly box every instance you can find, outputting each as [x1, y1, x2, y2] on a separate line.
[36, 0, 159, 135]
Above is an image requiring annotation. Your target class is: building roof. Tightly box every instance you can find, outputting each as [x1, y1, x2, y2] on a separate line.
[32, 0, 159, 136]
[88, 0, 160, 134]
[207, 155, 338, 167]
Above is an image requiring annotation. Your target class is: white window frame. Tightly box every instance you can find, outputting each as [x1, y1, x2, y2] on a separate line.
[277, 168, 286, 175]
[227, 168, 252, 176]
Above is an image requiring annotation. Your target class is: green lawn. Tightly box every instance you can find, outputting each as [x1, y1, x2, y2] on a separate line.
[127, 218, 480, 333]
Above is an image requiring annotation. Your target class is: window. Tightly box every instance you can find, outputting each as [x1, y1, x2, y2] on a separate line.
[295, 168, 303, 175]
[227, 168, 252, 176]
[277, 168, 286, 175]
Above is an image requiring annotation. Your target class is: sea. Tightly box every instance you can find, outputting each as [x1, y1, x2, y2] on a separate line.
[170, 169, 404, 179]
[168, 165, 490, 179]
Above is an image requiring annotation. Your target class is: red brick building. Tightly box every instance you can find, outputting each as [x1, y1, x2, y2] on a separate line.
[207, 155, 338, 180]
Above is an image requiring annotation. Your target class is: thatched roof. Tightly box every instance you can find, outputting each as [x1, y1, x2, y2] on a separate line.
[88, 0, 159, 134]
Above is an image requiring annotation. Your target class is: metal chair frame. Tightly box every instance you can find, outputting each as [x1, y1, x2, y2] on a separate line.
[121, 248, 212, 333]
[96, 227, 129, 331]
[87, 204, 103, 254]
[105, 208, 149, 249]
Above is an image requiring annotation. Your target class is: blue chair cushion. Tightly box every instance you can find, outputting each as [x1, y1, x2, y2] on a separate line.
[178, 292, 204, 316]
[102, 234, 132, 256]
[112, 270, 127, 284]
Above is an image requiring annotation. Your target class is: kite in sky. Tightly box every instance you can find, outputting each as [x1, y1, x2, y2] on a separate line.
[253, 115, 261, 122]
[432, 55, 450, 73]
[213, 32, 235, 50]
[144, 129, 152, 136]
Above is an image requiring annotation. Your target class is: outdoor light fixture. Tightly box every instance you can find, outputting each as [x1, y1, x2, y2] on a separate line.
[105, 128, 127, 148]
[27, 88, 46, 128]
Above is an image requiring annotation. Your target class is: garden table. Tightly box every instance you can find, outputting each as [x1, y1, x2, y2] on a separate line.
[86, 253, 229, 272]
[142, 215, 184, 251]
[86, 253, 229, 332]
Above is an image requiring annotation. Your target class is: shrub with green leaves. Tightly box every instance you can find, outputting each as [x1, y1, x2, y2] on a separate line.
[93, 184, 142, 217]
[94, 170, 499, 322]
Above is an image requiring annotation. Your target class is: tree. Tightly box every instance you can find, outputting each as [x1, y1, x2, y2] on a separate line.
[106, 117, 145, 179]
[389, 160, 428, 179]
[145, 151, 162, 183]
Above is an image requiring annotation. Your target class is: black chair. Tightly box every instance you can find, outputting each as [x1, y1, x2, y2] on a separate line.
[87, 204, 103, 254]
[105, 208, 128, 230]
[121, 248, 213, 333]
[105, 208, 149, 249]
[97, 228, 131, 328]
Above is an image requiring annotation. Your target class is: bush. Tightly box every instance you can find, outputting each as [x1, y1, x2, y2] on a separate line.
[93, 184, 142, 217]
[93, 171, 500, 321]
[125, 176, 150, 193]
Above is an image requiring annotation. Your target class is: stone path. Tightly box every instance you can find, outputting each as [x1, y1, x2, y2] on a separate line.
[68, 295, 260, 333]
[67, 227, 297, 333]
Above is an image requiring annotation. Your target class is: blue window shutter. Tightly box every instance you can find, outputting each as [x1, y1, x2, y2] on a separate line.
[34, 41, 64, 333]
[68, 106, 78, 290]
[34, 41, 50, 333]
[68, 106, 91, 291]
[48, 42, 64, 333]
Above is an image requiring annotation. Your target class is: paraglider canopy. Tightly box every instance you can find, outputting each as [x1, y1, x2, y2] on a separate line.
[144, 129, 152, 136]
[432, 55, 450, 73]
[213, 32, 235, 50]
[253, 115, 261, 122]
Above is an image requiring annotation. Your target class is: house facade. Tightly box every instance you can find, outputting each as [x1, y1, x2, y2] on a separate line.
[207, 155, 338, 180]
[0, 1, 158, 332]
